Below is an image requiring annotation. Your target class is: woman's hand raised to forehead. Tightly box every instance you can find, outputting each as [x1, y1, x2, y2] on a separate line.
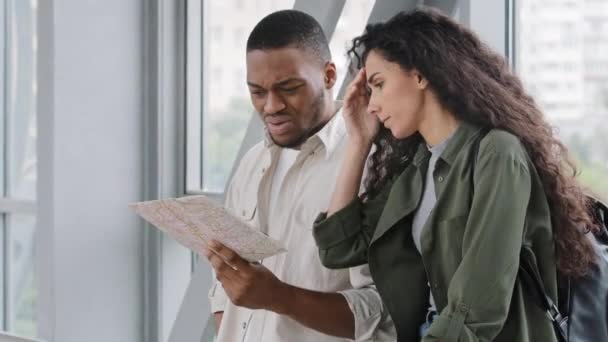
[342, 68, 379, 148]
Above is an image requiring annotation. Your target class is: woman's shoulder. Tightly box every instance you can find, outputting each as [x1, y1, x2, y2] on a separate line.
[478, 128, 529, 166]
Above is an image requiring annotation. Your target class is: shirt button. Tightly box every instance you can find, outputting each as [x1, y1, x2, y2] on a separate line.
[458, 303, 469, 313]
[437, 176, 444, 182]
[242, 322, 247, 329]
[262, 168, 266, 173]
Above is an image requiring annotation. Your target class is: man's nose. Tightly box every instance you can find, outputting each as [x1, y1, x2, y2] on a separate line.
[263, 91, 286, 114]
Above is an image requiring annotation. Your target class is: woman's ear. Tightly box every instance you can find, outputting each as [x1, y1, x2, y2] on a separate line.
[415, 71, 428, 90]
[324, 62, 337, 89]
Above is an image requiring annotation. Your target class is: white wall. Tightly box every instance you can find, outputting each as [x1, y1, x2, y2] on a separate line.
[37, 0, 144, 341]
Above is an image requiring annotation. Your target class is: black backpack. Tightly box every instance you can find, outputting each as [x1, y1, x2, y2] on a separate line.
[519, 197, 608, 342]
[471, 130, 608, 342]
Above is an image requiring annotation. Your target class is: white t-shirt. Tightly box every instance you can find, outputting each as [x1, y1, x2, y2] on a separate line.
[267, 148, 299, 221]
[411, 131, 455, 313]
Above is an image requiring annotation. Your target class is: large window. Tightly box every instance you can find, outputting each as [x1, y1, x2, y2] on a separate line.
[186, 0, 377, 196]
[186, 0, 297, 195]
[516, 0, 608, 200]
[0, 0, 38, 338]
[329, 0, 375, 95]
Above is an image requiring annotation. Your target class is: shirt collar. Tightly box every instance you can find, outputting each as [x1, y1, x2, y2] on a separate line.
[412, 121, 483, 167]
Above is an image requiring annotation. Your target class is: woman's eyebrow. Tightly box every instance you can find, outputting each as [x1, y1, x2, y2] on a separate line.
[367, 72, 380, 84]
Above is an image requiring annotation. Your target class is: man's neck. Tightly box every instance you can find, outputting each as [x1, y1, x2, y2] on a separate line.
[290, 103, 338, 150]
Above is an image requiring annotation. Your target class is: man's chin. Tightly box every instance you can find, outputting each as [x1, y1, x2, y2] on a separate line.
[270, 133, 307, 149]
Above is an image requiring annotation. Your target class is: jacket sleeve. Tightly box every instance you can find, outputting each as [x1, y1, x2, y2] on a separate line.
[424, 141, 532, 342]
[313, 183, 391, 269]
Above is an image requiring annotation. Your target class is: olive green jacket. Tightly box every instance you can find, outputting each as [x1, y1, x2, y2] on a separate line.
[313, 123, 559, 342]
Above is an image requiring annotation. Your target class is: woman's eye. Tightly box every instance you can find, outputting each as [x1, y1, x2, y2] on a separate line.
[374, 82, 384, 89]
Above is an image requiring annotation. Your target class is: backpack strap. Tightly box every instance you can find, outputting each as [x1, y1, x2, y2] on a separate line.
[519, 255, 569, 342]
[469, 127, 569, 342]
[590, 197, 608, 243]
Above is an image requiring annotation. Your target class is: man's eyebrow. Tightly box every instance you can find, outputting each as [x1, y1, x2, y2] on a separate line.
[273, 78, 304, 87]
[367, 72, 380, 84]
[246, 78, 304, 89]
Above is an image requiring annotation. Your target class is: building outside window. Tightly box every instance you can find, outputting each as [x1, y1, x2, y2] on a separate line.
[516, 0, 608, 200]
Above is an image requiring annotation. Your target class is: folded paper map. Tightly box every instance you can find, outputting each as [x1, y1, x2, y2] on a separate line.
[129, 195, 287, 262]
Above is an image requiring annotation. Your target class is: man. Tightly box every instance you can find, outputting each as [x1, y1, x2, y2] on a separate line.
[205, 10, 395, 342]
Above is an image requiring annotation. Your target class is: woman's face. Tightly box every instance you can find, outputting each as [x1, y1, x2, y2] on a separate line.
[364, 49, 427, 139]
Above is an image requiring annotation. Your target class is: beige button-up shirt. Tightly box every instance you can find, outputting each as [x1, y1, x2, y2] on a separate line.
[208, 109, 396, 342]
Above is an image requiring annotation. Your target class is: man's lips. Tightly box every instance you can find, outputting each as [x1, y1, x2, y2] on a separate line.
[265, 116, 291, 125]
[265, 116, 293, 135]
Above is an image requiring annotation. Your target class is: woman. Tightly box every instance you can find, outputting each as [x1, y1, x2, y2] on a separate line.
[313, 8, 598, 342]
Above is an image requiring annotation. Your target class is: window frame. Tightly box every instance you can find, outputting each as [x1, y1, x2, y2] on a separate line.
[0, 0, 38, 336]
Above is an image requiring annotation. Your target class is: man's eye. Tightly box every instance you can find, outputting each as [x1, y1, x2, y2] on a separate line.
[281, 87, 299, 93]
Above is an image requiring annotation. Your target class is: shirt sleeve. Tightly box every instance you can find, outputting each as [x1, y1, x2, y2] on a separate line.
[208, 169, 240, 314]
[339, 264, 397, 341]
[208, 276, 229, 313]
[423, 143, 532, 342]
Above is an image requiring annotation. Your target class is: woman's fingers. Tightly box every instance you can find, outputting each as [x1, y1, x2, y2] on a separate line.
[355, 68, 370, 100]
[354, 67, 366, 85]
[352, 69, 370, 101]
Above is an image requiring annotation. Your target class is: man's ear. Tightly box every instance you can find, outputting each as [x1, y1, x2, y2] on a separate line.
[323, 61, 337, 89]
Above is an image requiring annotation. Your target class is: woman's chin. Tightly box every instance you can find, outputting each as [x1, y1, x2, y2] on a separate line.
[389, 127, 407, 139]
[390, 128, 414, 140]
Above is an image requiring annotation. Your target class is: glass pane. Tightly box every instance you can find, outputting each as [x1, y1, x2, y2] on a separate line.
[516, 0, 608, 200]
[6, 0, 37, 201]
[186, 0, 202, 193]
[8, 214, 37, 338]
[0, 215, 5, 329]
[0, 0, 6, 199]
[330, 0, 375, 95]
[200, 0, 296, 193]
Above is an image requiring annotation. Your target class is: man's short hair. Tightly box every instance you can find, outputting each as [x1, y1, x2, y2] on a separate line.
[246, 10, 331, 64]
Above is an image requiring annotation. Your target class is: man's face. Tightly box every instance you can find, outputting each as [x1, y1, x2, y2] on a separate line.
[246, 47, 331, 148]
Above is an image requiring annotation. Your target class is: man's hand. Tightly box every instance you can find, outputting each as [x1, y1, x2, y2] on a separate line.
[213, 312, 223, 332]
[204, 240, 355, 339]
[204, 241, 288, 313]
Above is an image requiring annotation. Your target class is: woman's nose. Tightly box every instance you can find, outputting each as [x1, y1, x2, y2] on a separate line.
[367, 99, 380, 117]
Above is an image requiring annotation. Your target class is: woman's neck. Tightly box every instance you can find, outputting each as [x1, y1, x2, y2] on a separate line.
[418, 95, 460, 147]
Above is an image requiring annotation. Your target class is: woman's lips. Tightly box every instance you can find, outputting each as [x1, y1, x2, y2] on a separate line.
[381, 116, 391, 127]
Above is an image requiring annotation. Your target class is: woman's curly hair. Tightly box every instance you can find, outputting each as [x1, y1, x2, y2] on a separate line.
[349, 8, 598, 277]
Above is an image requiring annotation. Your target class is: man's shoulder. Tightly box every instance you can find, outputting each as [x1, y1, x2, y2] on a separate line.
[231, 140, 267, 177]
[241, 140, 266, 162]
